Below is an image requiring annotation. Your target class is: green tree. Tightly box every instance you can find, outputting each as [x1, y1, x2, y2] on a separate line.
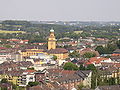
[108, 77, 116, 85]
[86, 64, 96, 71]
[1, 87, 7, 90]
[95, 44, 117, 55]
[17, 86, 26, 90]
[77, 83, 84, 90]
[63, 62, 78, 70]
[91, 69, 102, 89]
[12, 84, 17, 89]
[52, 55, 57, 60]
[1, 78, 8, 83]
[8, 82, 17, 89]
[91, 71, 98, 89]
[79, 64, 85, 70]
[116, 40, 120, 49]
[27, 67, 34, 70]
[69, 51, 80, 58]
[105, 43, 117, 54]
[95, 46, 105, 55]
[4, 45, 12, 48]
[28, 82, 39, 87]
[82, 52, 96, 58]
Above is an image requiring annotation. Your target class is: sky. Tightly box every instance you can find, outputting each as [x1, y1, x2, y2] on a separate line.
[0, 0, 120, 21]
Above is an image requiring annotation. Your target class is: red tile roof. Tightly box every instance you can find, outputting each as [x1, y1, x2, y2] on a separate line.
[0, 47, 7, 50]
[25, 70, 36, 73]
[86, 57, 109, 65]
[22, 40, 29, 42]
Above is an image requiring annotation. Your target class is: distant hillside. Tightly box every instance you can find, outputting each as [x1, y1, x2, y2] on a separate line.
[0, 20, 81, 34]
[0, 20, 120, 42]
[0, 20, 82, 43]
[0, 30, 26, 34]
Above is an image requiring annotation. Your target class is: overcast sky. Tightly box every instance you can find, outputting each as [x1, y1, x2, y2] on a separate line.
[0, 0, 120, 21]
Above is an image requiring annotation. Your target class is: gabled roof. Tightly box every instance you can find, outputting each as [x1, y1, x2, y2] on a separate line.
[113, 49, 120, 53]
[5, 70, 24, 76]
[86, 57, 109, 65]
[75, 70, 92, 79]
[47, 69, 75, 75]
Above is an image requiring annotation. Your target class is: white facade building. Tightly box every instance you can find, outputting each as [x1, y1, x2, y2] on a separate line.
[19, 70, 35, 86]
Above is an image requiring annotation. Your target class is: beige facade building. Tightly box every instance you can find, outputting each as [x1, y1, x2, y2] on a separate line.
[20, 29, 68, 60]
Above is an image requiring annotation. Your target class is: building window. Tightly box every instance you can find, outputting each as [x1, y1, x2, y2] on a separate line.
[29, 77, 33, 80]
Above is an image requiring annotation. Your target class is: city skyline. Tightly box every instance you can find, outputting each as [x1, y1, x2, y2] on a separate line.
[0, 0, 120, 21]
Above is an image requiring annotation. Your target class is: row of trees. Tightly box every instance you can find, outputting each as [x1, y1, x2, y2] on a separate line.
[63, 62, 96, 71]
[1, 20, 120, 43]
[91, 70, 120, 89]
[69, 51, 96, 58]
[95, 41, 120, 55]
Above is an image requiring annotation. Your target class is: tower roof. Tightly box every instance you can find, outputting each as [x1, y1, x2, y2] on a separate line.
[50, 28, 54, 32]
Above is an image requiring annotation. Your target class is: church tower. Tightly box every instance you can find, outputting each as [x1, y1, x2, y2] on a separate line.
[48, 29, 56, 50]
